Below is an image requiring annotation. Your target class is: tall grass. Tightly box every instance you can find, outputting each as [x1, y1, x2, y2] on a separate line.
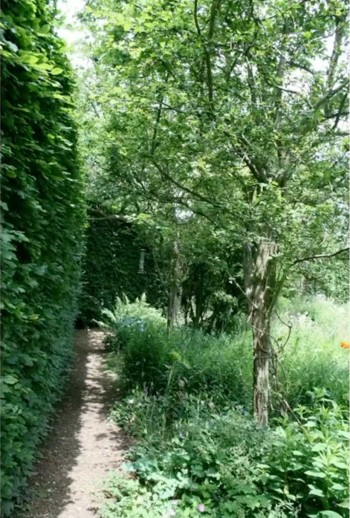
[273, 296, 349, 408]
[103, 294, 349, 411]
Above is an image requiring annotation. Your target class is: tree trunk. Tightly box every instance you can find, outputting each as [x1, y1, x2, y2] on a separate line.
[167, 238, 182, 330]
[244, 238, 276, 426]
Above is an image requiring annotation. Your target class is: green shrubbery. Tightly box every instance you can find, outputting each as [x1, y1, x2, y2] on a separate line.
[102, 296, 349, 517]
[1, 1, 85, 513]
[102, 295, 348, 410]
[104, 393, 348, 517]
[102, 295, 253, 407]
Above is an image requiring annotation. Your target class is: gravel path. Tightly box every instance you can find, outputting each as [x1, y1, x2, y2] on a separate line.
[16, 329, 127, 518]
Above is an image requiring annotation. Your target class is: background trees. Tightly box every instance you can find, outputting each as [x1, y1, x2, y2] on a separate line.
[81, 0, 348, 424]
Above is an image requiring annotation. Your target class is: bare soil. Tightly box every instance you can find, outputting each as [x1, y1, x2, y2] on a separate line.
[15, 329, 127, 518]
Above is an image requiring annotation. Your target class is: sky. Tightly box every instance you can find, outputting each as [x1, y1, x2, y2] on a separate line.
[57, 0, 88, 68]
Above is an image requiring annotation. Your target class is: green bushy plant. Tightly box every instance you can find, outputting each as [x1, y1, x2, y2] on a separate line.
[105, 392, 299, 517]
[265, 394, 349, 517]
[103, 295, 253, 406]
[106, 391, 348, 518]
[105, 295, 348, 412]
[78, 212, 165, 325]
[116, 324, 252, 407]
[1, 1, 85, 513]
[101, 293, 166, 350]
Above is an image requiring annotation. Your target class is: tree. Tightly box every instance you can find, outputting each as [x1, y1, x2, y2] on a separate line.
[82, 0, 348, 424]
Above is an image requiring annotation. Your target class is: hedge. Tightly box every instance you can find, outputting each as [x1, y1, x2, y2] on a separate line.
[0, 1, 85, 514]
[78, 208, 165, 325]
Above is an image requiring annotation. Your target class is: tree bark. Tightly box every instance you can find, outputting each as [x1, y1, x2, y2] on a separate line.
[167, 238, 182, 330]
[244, 237, 276, 426]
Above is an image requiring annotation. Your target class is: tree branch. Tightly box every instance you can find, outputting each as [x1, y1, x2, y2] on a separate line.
[326, 16, 346, 96]
[150, 73, 170, 154]
[151, 159, 221, 209]
[292, 247, 349, 266]
[314, 80, 349, 111]
[204, 0, 221, 106]
[193, 0, 202, 36]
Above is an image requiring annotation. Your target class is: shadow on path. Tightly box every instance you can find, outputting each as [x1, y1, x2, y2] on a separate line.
[14, 329, 128, 518]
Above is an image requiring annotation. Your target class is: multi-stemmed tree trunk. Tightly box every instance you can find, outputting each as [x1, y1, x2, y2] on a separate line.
[244, 238, 277, 426]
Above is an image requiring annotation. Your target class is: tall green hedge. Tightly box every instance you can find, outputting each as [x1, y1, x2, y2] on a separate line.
[0, 1, 85, 514]
[78, 208, 165, 325]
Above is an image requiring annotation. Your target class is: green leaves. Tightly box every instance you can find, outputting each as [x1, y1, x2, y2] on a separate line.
[1, 0, 85, 513]
[80, 0, 348, 344]
[265, 398, 349, 516]
[2, 375, 19, 386]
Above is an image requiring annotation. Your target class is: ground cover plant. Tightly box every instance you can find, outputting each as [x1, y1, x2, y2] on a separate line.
[101, 295, 349, 518]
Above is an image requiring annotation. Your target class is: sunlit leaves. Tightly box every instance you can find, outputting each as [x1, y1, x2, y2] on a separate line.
[1, 0, 85, 513]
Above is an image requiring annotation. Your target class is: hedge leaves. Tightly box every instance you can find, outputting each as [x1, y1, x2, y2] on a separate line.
[1, 1, 85, 514]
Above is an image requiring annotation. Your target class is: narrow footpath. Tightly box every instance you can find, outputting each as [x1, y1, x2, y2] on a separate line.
[17, 329, 127, 518]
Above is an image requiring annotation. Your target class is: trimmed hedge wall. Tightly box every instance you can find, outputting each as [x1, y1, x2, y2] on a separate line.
[78, 209, 165, 325]
[0, 1, 85, 514]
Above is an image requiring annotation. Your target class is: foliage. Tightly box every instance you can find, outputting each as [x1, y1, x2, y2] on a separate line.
[266, 395, 349, 517]
[101, 293, 166, 351]
[0, 1, 85, 513]
[104, 390, 348, 517]
[102, 295, 253, 406]
[286, 258, 349, 305]
[103, 295, 348, 410]
[78, 207, 165, 325]
[82, 0, 348, 424]
[82, 0, 349, 275]
[102, 296, 349, 516]
[104, 397, 287, 518]
[272, 297, 350, 408]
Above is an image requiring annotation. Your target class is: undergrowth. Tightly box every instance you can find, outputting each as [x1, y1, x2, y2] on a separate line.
[101, 295, 349, 518]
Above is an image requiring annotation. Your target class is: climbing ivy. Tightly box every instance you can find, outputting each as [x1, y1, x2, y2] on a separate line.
[78, 207, 165, 326]
[0, 1, 85, 514]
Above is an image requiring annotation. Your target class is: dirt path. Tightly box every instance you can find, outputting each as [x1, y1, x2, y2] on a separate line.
[16, 329, 127, 518]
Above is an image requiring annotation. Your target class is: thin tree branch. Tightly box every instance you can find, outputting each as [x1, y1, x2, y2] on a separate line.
[203, 0, 221, 106]
[326, 16, 346, 96]
[314, 80, 349, 111]
[150, 159, 222, 210]
[292, 247, 349, 266]
[193, 0, 202, 36]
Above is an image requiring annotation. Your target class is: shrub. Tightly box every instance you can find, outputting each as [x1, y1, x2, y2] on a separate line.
[105, 391, 349, 518]
[1, 1, 85, 513]
[104, 310, 253, 408]
[265, 394, 349, 517]
[105, 395, 281, 518]
[105, 295, 349, 411]
[78, 211, 165, 325]
[101, 293, 167, 351]
[103, 296, 349, 517]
